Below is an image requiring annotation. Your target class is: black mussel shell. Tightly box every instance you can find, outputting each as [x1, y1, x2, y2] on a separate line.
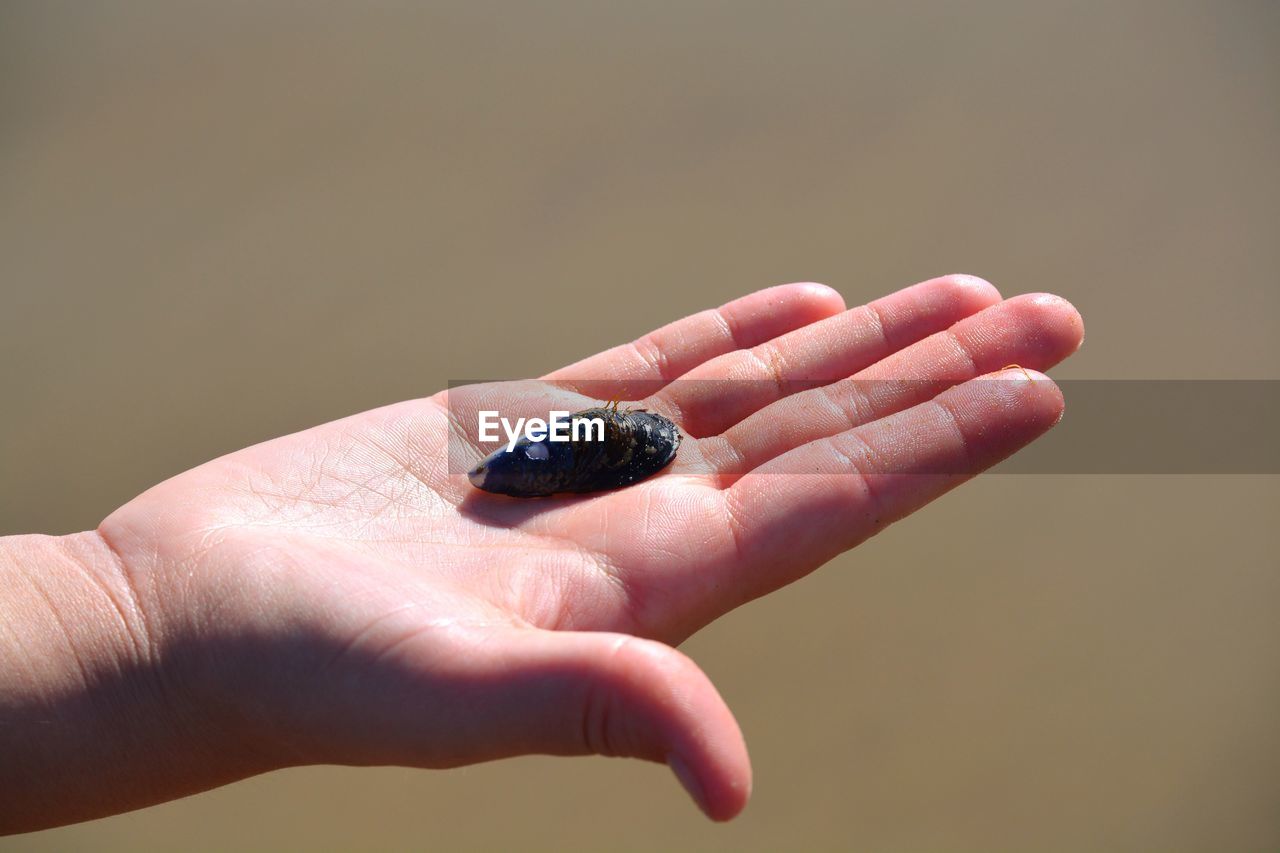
[468, 407, 680, 497]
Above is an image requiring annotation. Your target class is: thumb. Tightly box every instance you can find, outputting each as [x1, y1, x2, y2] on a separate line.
[435, 628, 752, 820]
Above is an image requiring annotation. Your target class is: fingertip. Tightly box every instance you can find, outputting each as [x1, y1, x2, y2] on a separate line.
[669, 748, 752, 821]
[907, 273, 1002, 315]
[779, 281, 847, 314]
[983, 292, 1083, 368]
[867, 274, 1004, 353]
[621, 639, 751, 821]
[715, 282, 848, 356]
[1021, 292, 1085, 351]
[940, 273, 1003, 307]
[578, 635, 751, 820]
[700, 722, 753, 821]
[655, 646, 753, 821]
[981, 367, 1066, 426]
[708, 760, 753, 821]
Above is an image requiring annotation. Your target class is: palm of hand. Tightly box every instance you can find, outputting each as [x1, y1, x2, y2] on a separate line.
[101, 277, 1082, 819]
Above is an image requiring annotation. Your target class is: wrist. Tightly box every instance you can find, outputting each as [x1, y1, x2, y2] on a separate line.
[0, 530, 272, 834]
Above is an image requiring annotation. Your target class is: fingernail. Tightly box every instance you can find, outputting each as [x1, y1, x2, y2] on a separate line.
[667, 753, 709, 816]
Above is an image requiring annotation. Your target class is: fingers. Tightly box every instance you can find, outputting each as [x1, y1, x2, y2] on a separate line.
[647, 274, 1002, 437]
[544, 282, 845, 401]
[324, 624, 751, 821]
[706, 293, 1083, 475]
[722, 370, 1065, 602]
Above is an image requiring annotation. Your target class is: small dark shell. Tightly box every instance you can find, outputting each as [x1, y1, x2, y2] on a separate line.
[468, 407, 681, 497]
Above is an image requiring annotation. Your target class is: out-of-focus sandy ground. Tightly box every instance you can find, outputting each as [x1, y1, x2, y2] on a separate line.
[2, 2, 1277, 850]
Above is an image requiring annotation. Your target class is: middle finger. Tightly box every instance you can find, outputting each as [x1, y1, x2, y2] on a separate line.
[645, 274, 1000, 437]
[702, 293, 1084, 476]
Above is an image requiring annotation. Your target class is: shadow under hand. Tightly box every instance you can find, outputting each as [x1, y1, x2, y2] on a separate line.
[456, 487, 598, 529]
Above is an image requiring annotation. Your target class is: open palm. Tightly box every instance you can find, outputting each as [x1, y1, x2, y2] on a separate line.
[100, 276, 1082, 819]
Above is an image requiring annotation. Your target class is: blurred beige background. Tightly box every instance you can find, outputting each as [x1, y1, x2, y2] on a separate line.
[2, 1, 1278, 850]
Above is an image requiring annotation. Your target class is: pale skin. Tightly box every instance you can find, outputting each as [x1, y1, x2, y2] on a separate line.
[0, 275, 1083, 834]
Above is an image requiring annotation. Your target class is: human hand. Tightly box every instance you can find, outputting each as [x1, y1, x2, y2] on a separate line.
[34, 276, 1082, 827]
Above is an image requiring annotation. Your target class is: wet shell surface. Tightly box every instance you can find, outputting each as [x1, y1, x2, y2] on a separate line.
[468, 407, 681, 497]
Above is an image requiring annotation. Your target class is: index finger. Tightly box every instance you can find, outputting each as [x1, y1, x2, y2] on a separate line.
[543, 282, 846, 400]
